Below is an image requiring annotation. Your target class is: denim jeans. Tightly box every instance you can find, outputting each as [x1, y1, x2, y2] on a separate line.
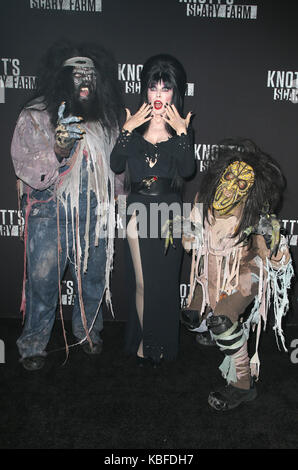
[17, 190, 107, 359]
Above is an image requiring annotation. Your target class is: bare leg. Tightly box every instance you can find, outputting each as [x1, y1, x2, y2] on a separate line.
[127, 212, 144, 357]
[213, 286, 258, 390]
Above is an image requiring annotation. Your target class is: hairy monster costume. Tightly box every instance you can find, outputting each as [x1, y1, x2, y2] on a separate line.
[11, 41, 122, 370]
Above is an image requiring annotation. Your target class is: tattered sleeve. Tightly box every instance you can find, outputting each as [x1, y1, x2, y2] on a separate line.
[252, 233, 291, 268]
[11, 109, 66, 190]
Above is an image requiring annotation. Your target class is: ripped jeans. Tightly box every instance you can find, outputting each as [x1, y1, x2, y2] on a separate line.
[17, 193, 107, 359]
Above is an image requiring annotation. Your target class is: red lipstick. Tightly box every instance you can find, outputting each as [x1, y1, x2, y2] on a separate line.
[154, 100, 163, 110]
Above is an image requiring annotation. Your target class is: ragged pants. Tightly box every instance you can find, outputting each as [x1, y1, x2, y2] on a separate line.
[17, 194, 107, 359]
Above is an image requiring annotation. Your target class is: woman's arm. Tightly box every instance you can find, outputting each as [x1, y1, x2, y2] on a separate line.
[110, 129, 134, 174]
[110, 103, 152, 173]
[172, 130, 195, 178]
[162, 104, 195, 178]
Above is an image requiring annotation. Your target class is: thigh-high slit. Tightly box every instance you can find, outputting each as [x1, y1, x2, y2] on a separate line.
[124, 192, 183, 362]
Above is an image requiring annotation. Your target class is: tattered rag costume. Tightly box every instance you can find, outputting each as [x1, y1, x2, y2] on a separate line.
[185, 150, 294, 411]
[188, 203, 293, 391]
[11, 101, 116, 359]
[110, 129, 195, 362]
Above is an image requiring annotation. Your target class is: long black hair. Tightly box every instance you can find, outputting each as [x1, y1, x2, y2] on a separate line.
[199, 138, 286, 240]
[122, 54, 189, 193]
[136, 53, 187, 137]
[25, 39, 123, 138]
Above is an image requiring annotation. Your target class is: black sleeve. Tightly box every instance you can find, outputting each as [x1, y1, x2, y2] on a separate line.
[110, 129, 135, 174]
[170, 130, 195, 178]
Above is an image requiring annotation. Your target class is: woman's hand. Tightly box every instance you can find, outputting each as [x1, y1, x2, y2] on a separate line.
[162, 104, 192, 135]
[122, 103, 152, 133]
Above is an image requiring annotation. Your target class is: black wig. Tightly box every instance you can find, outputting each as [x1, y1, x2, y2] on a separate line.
[199, 138, 286, 240]
[136, 53, 187, 137]
[124, 54, 189, 193]
[25, 39, 123, 138]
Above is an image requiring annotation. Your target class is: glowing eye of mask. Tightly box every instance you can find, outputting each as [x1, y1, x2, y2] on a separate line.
[213, 161, 255, 214]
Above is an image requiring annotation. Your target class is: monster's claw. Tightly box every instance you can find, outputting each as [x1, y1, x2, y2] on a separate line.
[58, 101, 66, 121]
[60, 116, 83, 125]
[269, 219, 280, 258]
[164, 233, 170, 255]
[243, 225, 255, 238]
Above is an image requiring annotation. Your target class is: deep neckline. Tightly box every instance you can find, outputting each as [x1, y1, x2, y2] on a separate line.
[140, 133, 173, 146]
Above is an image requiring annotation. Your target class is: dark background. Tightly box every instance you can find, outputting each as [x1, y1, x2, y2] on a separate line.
[0, 0, 297, 323]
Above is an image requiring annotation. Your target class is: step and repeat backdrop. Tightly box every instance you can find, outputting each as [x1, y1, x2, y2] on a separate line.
[0, 0, 297, 323]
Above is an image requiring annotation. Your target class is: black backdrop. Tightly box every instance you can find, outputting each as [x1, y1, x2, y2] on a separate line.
[1, 0, 297, 324]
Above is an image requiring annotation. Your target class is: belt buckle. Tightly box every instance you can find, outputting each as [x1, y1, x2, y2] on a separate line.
[142, 176, 158, 189]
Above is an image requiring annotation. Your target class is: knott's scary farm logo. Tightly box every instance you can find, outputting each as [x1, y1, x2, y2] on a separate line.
[29, 0, 102, 12]
[0, 209, 24, 237]
[0, 58, 36, 104]
[180, 283, 191, 308]
[118, 63, 195, 96]
[282, 219, 298, 248]
[178, 0, 258, 20]
[61, 280, 75, 306]
[195, 144, 219, 172]
[267, 71, 298, 103]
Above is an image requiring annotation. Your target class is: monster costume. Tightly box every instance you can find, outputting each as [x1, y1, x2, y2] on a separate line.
[11, 42, 122, 370]
[184, 140, 294, 410]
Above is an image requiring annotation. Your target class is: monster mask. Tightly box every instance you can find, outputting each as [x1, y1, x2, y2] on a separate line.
[213, 161, 255, 215]
[63, 56, 96, 102]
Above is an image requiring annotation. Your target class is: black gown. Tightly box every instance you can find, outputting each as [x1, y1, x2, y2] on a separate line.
[110, 129, 195, 362]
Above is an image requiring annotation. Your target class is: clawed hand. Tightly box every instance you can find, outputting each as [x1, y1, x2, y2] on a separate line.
[257, 214, 281, 258]
[244, 213, 281, 258]
[55, 101, 85, 149]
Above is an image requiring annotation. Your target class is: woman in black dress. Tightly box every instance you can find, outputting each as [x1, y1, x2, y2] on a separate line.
[110, 54, 195, 365]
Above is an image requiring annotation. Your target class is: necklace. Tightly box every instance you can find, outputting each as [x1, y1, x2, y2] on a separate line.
[144, 133, 170, 168]
[145, 148, 159, 168]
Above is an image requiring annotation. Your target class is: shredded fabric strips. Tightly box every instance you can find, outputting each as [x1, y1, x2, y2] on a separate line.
[187, 204, 294, 382]
[19, 120, 117, 360]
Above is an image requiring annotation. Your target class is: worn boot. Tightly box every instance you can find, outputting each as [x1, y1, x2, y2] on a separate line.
[208, 380, 257, 411]
[21, 355, 46, 371]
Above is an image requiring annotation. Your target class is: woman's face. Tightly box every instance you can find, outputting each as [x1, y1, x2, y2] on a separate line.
[147, 80, 174, 116]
